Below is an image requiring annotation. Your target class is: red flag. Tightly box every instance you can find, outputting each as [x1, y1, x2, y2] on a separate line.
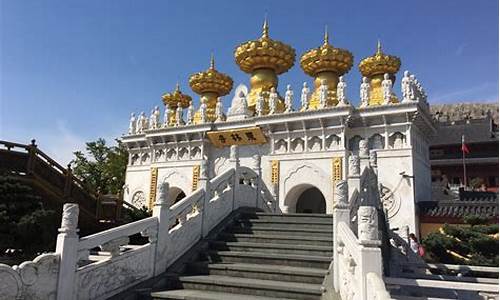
[461, 135, 470, 154]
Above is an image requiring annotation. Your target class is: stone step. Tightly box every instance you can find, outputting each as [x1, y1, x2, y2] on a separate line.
[205, 250, 332, 269]
[241, 213, 333, 224]
[218, 233, 333, 247]
[187, 262, 327, 284]
[175, 275, 323, 300]
[235, 218, 333, 230]
[209, 241, 333, 257]
[230, 225, 333, 237]
[151, 289, 293, 300]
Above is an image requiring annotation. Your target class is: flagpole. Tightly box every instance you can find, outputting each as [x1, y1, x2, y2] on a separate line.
[462, 134, 467, 188]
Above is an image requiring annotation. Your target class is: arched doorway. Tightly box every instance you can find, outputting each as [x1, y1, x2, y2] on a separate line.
[295, 187, 326, 213]
[168, 186, 186, 206]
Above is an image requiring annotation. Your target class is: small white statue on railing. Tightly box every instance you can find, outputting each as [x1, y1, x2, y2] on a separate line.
[149, 109, 156, 129]
[164, 106, 172, 127]
[337, 76, 348, 106]
[360, 77, 370, 107]
[284, 84, 293, 112]
[154, 106, 161, 128]
[409, 74, 417, 101]
[381, 73, 392, 105]
[215, 97, 225, 122]
[319, 79, 328, 109]
[401, 70, 412, 103]
[269, 87, 278, 115]
[175, 103, 184, 126]
[139, 112, 148, 132]
[256, 92, 264, 117]
[128, 113, 137, 134]
[301, 82, 310, 111]
[186, 101, 195, 125]
[200, 97, 208, 123]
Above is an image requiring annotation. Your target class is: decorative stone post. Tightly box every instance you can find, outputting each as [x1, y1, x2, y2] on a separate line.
[55, 203, 79, 300]
[332, 180, 349, 291]
[228, 145, 240, 211]
[357, 206, 383, 300]
[251, 154, 262, 209]
[152, 182, 170, 276]
[348, 154, 361, 199]
[200, 156, 212, 237]
[369, 150, 378, 175]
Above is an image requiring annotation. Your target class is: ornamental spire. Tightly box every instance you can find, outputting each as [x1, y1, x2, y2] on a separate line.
[209, 52, 215, 70]
[377, 39, 382, 55]
[262, 16, 269, 39]
[323, 25, 329, 46]
[175, 82, 180, 91]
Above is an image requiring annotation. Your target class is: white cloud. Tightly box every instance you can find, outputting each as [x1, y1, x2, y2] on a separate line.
[429, 82, 498, 104]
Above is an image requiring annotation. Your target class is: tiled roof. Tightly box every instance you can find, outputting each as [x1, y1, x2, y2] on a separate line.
[430, 103, 498, 124]
[420, 191, 499, 219]
[430, 117, 498, 146]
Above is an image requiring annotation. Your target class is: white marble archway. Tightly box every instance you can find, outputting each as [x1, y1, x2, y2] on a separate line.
[281, 162, 332, 213]
[160, 170, 191, 205]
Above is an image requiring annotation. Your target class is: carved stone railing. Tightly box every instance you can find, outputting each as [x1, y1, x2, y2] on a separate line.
[0, 154, 260, 300]
[332, 179, 391, 300]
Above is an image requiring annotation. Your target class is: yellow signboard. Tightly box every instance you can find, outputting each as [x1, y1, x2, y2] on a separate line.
[207, 126, 267, 148]
[192, 165, 200, 191]
[332, 157, 342, 182]
[271, 160, 279, 184]
[149, 167, 158, 210]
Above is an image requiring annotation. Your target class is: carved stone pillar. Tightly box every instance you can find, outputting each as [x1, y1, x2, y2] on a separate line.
[347, 155, 361, 200]
[332, 180, 349, 292]
[228, 145, 240, 211]
[251, 154, 262, 209]
[55, 203, 80, 300]
[152, 182, 170, 276]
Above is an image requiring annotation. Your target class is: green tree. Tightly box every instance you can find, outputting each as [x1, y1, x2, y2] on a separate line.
[422, 217, 498, 267]
[71, 138, 128, 195]
[0, 174, 58, 257]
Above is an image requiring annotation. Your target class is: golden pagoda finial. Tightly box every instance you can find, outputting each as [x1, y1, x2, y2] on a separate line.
[376, 39, 382, 55]
[262, 15, 269, 38]
[209, 52, 215, 70]
[323, 25, 329, 46]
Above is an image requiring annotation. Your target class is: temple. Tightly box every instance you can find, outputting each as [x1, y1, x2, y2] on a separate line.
[122, 21, 435, 237]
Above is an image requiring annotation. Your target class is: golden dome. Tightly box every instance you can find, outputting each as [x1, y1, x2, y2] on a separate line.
[358, 40, 401, 77]
[234, 19, 295, 75]
[189, 55, 234, 96]
[161, 83, 192, 108]
[300, 28, 353, 76]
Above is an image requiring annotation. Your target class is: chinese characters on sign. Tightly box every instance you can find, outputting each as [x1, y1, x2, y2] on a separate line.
[207, 126, 267, 148]
[332, 157, 342, 182]
[192, 165, 200, 191]
[271, 160, 279, 184]
[149, 167, 158, 210]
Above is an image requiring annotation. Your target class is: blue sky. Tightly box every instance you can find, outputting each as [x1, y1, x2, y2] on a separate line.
[1, 0, 498, 163]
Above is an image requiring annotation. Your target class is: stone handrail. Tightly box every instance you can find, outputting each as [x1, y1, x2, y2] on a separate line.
[366, 272, 392, 300]
[0, 158, 260, 300]
[337, 221, 361, 262]
[78, 216, 157, 252]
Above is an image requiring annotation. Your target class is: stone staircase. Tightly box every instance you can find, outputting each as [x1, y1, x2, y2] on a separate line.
[151, 211, 334, 300]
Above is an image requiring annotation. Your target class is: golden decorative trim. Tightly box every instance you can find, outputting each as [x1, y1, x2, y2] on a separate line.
[207, 126, 267, 148]
[149, 167, 158, 210]
[271, 160, 279, 184]
[192, 165, 200, 191]
[332, 157, 342, 182]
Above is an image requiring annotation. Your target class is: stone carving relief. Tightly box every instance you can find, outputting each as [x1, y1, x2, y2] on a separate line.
[140, 153, 150, 164]
[166, 148, 177, 160]
[379, 183, 401, 219]
[369, 134, 384, 150]
[275, 139, 287, 154]
[334, 180, 348, 208]
[178, 147, 188, 160]
[0, 253, 59, 300]
[325, 134, 341, 150]
[291, 137, 304, 152]
[308, 136, 322, 151]
[77, 248, 152, 300]
[359, 139, 369, 157]
[357, 206, 378, 241]
[154, 149, 164, 162]
[214, 157, 229, 175]
[131, 191, 146, 208]
[190, 146, 201, 159]
[348, 155, 360, 176]
[130, 153, 139, 165]
[389, 132, 405, 149]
